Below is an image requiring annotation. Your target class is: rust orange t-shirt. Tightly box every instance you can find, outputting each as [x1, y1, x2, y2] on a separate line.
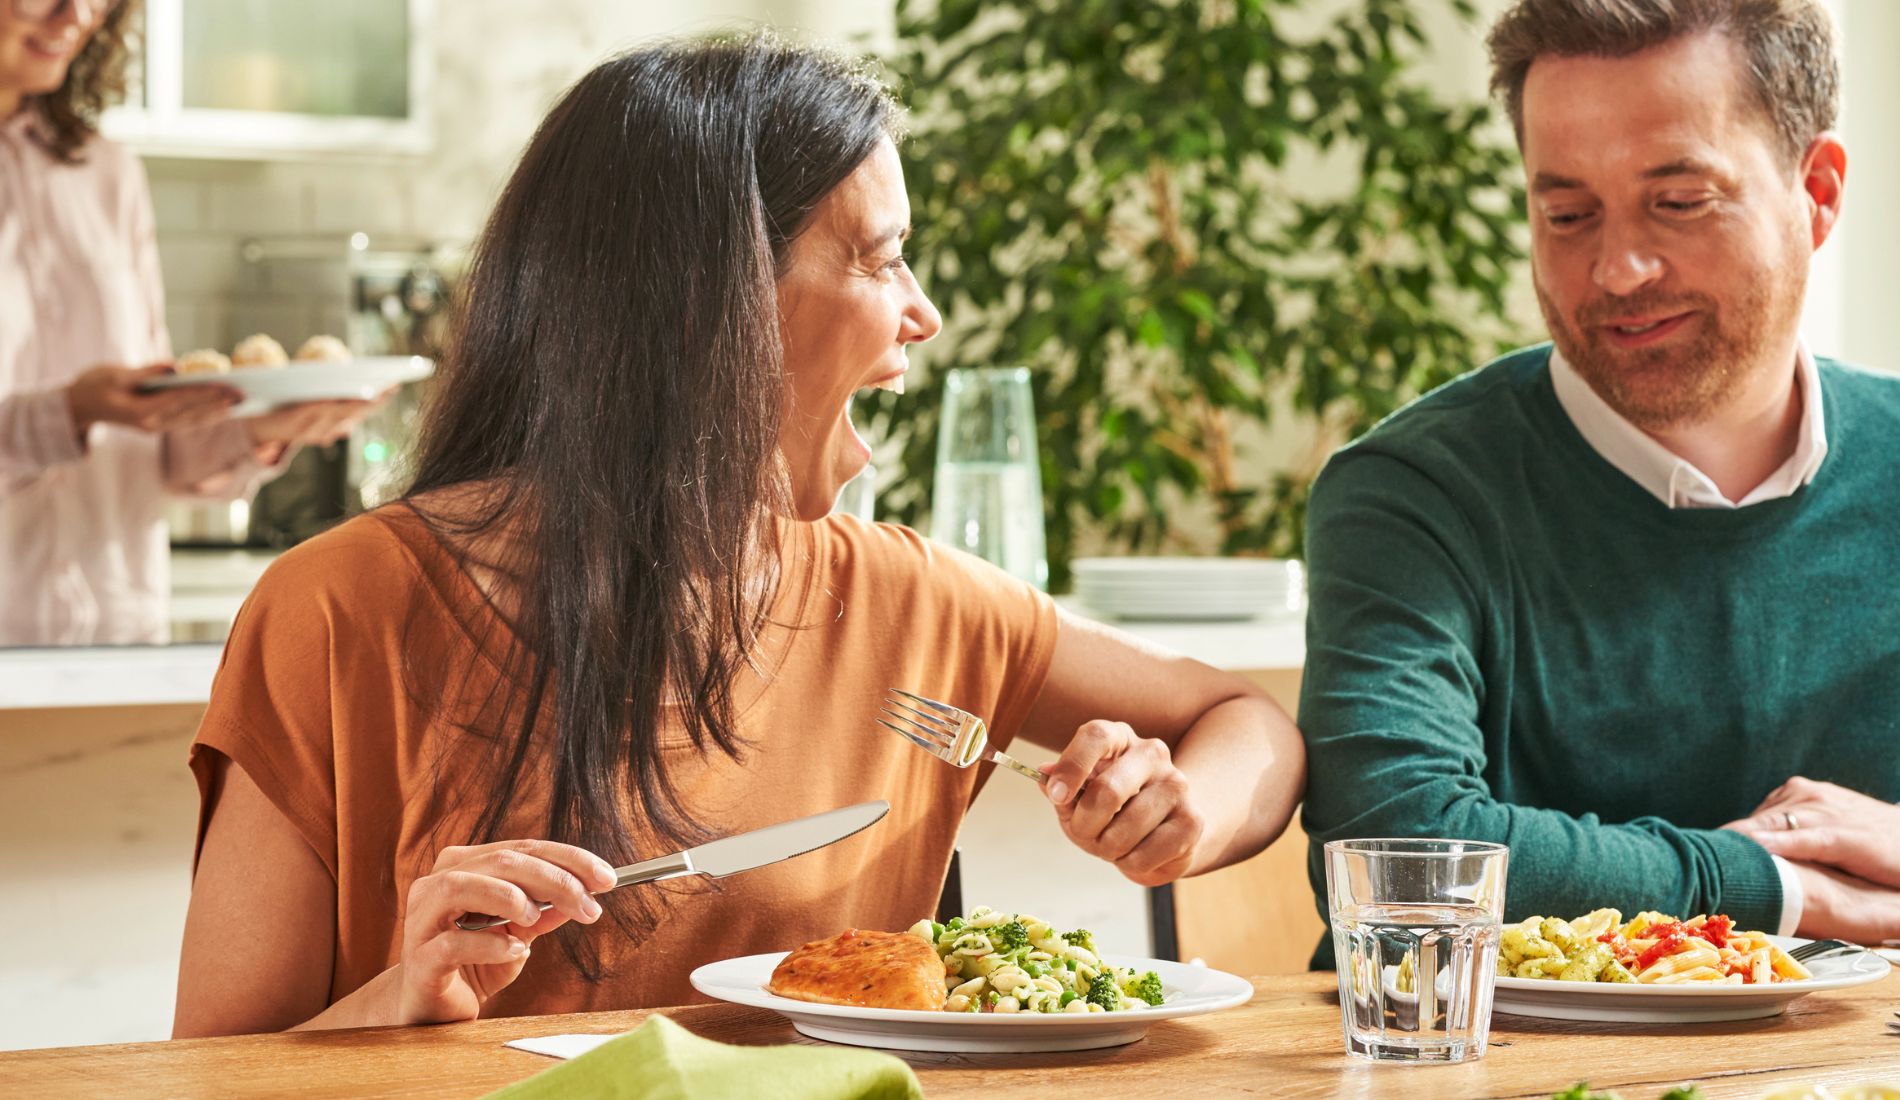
[188, 506, 1057, 1017]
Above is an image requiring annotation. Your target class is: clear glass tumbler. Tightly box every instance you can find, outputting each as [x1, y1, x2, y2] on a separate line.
[1325, 838, 1509, 1064]
[928, 367, 1048, 590]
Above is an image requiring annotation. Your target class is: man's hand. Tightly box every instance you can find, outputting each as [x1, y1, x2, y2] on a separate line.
[1725, 777, 1900, 889]
[1784, 861, 1900, 944]
[68, 363, 240, 438]
[1040, 719, 1207, 888]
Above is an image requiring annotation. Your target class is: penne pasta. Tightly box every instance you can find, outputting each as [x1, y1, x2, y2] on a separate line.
[1501, 910, 1805, 986]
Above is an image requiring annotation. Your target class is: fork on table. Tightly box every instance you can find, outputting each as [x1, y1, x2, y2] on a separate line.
[878, 688, 1047, 783]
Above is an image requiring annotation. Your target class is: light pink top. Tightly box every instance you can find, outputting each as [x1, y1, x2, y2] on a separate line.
[0, 111, 277, 645]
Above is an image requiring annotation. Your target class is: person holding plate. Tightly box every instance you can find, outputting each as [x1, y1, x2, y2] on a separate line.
[1297, 0, 1900, 964]
[0, 0, 377, 645]
[170, 35, 1306, 1036]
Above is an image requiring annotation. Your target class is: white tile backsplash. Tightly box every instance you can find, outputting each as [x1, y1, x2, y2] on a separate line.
[205, 179, 311, 237]
[153, 238, 241, 297]
[308, 179, 413, 237]
[161, 301, 197, 356]
[147, 177, 206, 234]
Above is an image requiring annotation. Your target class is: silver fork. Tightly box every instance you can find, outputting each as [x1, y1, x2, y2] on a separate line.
[878, 688, 1047, 783]
[1887, 1010, 1899, 1036]
[1788, 938, 1865, 964]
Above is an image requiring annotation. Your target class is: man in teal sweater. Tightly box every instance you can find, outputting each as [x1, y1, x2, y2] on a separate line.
[1299, 0, 1900, 964]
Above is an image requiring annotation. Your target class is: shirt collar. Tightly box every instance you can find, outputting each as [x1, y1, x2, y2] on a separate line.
[1549, 342, 1827, 510]
[0, 105, 43, 150]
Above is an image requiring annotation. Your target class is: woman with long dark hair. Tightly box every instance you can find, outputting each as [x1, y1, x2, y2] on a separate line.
[172, 35, 1304, 1035]
[0, 0, 372, 644]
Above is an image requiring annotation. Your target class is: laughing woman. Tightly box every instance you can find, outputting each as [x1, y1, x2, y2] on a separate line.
[173, 36, 1304, 1035]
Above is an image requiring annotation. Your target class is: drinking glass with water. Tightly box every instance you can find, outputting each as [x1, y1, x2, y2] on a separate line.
[1324, 838, 1509, 1064]
[928, 367, 1047, 590]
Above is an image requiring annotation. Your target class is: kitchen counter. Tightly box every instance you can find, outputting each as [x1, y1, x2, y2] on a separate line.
[0, 600, 1305, 710]
[0, 547, 265, 707]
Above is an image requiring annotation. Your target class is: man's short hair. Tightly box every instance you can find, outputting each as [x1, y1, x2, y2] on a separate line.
[1487, 0, 1840, 166]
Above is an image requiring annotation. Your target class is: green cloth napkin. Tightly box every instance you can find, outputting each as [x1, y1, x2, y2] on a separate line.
[482, 1015, 924, 1100]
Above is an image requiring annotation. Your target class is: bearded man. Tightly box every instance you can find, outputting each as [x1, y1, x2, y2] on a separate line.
[1297, 0, 1900, 964]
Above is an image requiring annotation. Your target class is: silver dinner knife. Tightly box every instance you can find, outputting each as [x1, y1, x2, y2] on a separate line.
[453, 800, 889, 931]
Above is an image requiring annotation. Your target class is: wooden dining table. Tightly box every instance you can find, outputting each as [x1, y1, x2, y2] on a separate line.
[4, 971, 1896, 1099]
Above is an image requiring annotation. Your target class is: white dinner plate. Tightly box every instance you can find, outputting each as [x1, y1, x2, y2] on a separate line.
[141, 356, 434, 416]
[689, 952, 1254, 1052]
[1492, 936, 1891, 1023]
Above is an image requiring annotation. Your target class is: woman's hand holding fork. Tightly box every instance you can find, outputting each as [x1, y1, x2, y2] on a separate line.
[1039, 719, 1207, 888]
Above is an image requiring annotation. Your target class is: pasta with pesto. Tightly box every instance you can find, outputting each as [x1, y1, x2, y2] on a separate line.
[906, 906, 1167, 1013]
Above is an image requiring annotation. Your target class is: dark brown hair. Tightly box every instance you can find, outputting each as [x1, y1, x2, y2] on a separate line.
[25, 0, 140, 164]
[1487, 0, 1839, 166]
[401, 33, 900, 976]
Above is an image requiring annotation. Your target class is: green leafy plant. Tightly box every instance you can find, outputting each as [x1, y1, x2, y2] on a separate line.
[864, 0, 1528, 587]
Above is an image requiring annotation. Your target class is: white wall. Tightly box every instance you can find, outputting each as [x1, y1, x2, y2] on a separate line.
[1833, 0, 1900, 369]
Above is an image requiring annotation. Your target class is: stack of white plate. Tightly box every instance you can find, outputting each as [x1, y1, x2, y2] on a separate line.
[1071, 557, 1304, 622]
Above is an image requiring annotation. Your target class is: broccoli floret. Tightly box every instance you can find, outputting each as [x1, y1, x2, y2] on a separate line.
[1126, 970, 1165, 1006]
[992, 920, 1030, 954]
[1659, 1090, 1706, 1100]
[1060, 928, 1097, 954]
[1085, 971, 1122, 1010]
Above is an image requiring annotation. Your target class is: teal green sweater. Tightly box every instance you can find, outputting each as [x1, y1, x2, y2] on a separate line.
[1298, 345, 1900, 965]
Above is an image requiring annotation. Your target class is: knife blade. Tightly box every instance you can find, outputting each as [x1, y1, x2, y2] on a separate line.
[454, 800, 889, 931]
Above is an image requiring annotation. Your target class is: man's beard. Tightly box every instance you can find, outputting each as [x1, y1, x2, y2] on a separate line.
[1535, 266, 1799, 433]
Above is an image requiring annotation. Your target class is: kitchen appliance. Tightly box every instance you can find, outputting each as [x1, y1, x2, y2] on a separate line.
[167, 234, 461, 549]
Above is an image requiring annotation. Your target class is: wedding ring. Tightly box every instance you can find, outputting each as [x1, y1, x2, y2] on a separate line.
[1783, 811, 1801, 831]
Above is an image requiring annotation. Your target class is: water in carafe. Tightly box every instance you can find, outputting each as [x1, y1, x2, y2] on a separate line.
[929, 460, 1047, 590]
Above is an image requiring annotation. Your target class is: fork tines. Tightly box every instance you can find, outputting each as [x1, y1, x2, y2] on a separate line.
[879, 694, 958, 748]
[1788, 939, 1861, 964]
[876, 714, 948, 753]
[890, 688, 960, 716]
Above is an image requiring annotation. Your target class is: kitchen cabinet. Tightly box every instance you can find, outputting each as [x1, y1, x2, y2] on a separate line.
[103, 0, 432, 158]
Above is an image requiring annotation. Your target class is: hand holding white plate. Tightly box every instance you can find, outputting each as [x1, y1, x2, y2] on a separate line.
[140, 356, 434, 417]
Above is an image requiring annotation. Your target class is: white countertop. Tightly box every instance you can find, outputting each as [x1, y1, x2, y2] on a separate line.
[0, 602, 1305, 710]
[0, 643, 227, 709]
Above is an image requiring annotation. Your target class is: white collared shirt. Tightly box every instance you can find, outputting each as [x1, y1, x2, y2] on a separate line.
[1548, 344, 1821, 935]
[1549, 344, 1827, 509]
